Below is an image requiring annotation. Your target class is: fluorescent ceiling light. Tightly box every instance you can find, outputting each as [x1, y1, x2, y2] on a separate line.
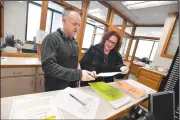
[122, 1, 177, 10]
[19, 1, 23, 2]
[122, 1, 146, 6]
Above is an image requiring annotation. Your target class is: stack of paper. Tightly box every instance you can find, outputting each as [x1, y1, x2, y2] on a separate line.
[89, 82, 132, 109]
[9, 96, 63, 119]
[53, 87, 100, 119]
[116, 81, 145, 98]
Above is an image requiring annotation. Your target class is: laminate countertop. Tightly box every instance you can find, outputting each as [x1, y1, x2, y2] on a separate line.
[1, 57, 42, 68]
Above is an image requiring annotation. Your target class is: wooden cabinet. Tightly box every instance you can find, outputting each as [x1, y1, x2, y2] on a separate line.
[137, 67, 166, 90]
[130, 63, 142, 75]
[1, 68, 35, 77]
[35, 67, 45, 93]
[1, 67, 45, 97]
[35, 75, 45, 93]
[1, 76, 35, 97]
[137, 67, 166, 108]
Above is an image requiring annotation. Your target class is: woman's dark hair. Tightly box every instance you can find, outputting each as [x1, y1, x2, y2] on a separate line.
[100, 31, 121, 52]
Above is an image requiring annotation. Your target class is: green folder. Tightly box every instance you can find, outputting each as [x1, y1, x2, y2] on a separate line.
[89, 82, 125, 102]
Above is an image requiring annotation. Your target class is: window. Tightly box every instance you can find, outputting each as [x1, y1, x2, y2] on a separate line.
[48, 1, 64, 12]
[82, 23, 95, 49]
[125, 22, 133, 34]
[65, 1, 82, 9]
[51, 12, 63, 32]
[150, 41, 159, 61]
[119, 36, 130, 57]
[94, 28, 104, 45]
[129, 39, 136, 56]
[45, 10, 52, 33]
[82, 18, 106, 49]
[135, 40, 154, 59]
[47, 1, 64, 32]
[112, 13, 124, 29]
[128, 39, 159, 61]
[135, 27, 163, 37]
[88, 1, 108, 21]
[26, 3, 41, 41]
[26, 1, 64, 41]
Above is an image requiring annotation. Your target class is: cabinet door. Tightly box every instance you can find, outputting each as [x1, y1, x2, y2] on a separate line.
[35, 75, 45, 93]
[1, 76, 35, 98]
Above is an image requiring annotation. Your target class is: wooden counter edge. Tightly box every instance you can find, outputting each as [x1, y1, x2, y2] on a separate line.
[106, 98, 148, 120]
[141, 67, 167, 77]
[1, 64, 42, 68]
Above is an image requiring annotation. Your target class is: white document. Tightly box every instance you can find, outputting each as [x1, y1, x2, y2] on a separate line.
[54, 87, 100, 119]
[97, 72, 124, 77]
[109, 95, 132, 109]
[36, 30, 48, 44]
[9, 96, 63, 119]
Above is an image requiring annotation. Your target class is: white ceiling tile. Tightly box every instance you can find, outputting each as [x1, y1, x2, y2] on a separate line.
[106, 1, 178, 25]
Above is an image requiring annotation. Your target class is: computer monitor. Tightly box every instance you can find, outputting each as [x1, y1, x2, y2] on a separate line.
[149, 91, 175, 120]
[5, 34, 15, 47]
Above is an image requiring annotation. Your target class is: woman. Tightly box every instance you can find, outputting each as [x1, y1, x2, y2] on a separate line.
[80, 31, 129, 86]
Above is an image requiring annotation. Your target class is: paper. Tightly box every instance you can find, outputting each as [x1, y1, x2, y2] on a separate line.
[9, 96, 63, 119]
[89, 82, 132, 109]
[36, 30, 48, 44]
[54, 87, 100, 119]
[97, 72, 124, 77]
[89, 82, 125, 101]
[116, 81, 145, 98]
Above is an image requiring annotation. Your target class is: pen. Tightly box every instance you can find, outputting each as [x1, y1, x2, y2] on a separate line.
[69, 94, 86, 106]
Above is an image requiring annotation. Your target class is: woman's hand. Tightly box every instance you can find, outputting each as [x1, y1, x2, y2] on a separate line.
[120, 66, 129, 74]
[88, 71, 97, 78]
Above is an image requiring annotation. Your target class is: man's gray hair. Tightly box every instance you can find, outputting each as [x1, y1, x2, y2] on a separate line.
[62, 7, 80, 17]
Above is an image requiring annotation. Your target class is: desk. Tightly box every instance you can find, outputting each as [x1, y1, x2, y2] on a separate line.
[1, 80, 156, 119]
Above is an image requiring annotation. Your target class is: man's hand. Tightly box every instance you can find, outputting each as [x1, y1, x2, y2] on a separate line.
[81, 70, 96, 81]
[120, 66, 129, 74]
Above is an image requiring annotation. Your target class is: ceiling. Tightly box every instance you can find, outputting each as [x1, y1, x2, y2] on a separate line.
[106, 1, 178, 25]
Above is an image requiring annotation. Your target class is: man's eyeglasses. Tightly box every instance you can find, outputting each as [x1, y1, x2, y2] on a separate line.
[107, 39, 117, 45]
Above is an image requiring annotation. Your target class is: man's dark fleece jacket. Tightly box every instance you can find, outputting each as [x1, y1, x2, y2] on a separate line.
[41, 28, 82, 91]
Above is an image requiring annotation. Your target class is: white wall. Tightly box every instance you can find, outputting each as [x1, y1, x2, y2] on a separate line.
[4, 1, 27, 42]
[152, 13, 175, 69]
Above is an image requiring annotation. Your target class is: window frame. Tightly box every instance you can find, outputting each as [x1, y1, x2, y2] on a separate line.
[25, 1, 64, 42]
[128, 39, 159, 61]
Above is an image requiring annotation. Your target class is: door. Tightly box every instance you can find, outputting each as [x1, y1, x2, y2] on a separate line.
[1, 76, 35, 97]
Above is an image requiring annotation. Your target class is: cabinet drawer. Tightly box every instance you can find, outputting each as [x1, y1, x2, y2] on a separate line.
[37, 67, 44, 75]
[137, 76, 158, 90]
[1, 76, 35, 97]
[139, 69, 162, 82]
[1, 68, 36, 77]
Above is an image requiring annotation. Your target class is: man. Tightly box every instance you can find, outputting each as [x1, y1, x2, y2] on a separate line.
[41, 7, 95, 91]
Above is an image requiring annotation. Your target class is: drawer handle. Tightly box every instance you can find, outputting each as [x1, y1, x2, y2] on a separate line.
[13, 72, 21, 75]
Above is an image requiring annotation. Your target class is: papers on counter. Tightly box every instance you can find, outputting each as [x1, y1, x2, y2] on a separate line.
[9, 96, 63, 119]
[54, 87, 100, 119]
[96, 72, 124, 77]
[116, 81, 145, 99]
[89, 82, 132, 109]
